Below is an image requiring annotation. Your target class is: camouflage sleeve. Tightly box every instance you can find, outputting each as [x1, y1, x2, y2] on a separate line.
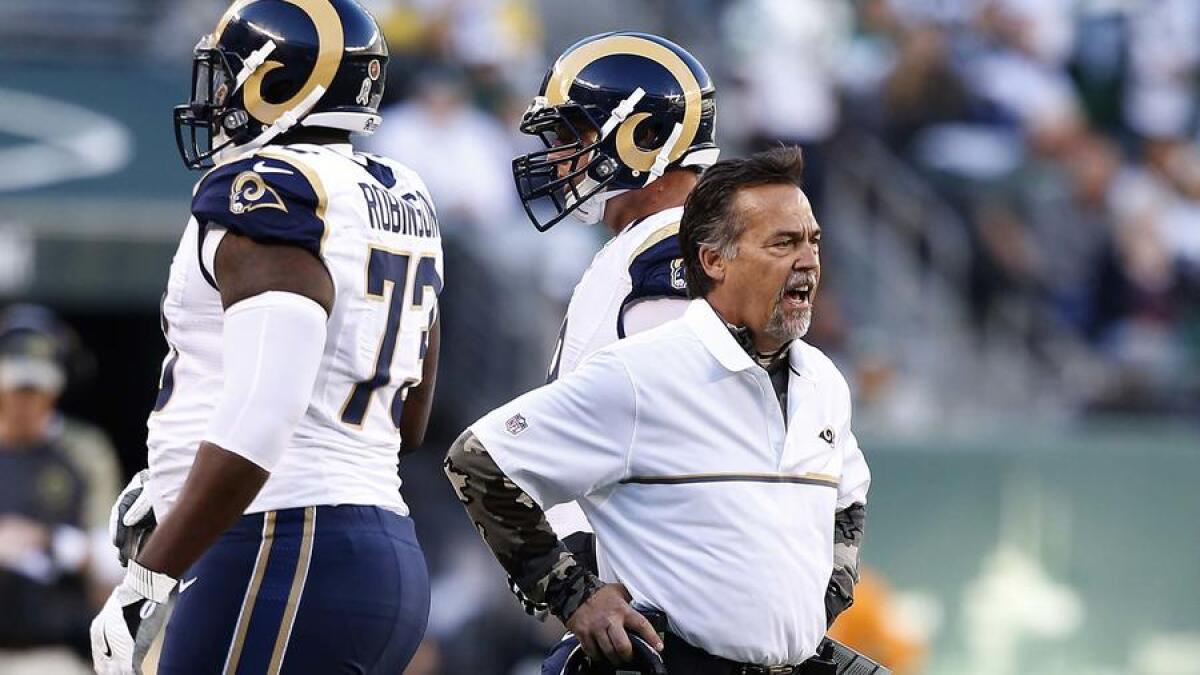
[508, 531, 598, 619]
[444, 429, 604, 622]
[826, 501, 866, 627]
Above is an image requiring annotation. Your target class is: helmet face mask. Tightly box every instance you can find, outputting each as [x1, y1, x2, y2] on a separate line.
[513, 100, 620, 231]
[512, 31, 719, 231]
[174, 41, 249, 169]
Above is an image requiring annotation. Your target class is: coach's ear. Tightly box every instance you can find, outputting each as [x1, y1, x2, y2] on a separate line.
[699, 244, 727, 286]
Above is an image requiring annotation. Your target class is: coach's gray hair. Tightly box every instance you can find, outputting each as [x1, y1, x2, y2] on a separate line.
[680, 146, 805, 297]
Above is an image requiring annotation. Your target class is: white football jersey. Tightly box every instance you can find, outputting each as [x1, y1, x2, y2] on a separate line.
[544, 206, 689, 535]
[547, 206, 689, 381]
[146, 143, 443, 519]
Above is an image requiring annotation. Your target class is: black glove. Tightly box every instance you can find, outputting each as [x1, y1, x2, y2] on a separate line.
[824, 577, 854, 627]
[109, 470, 157, 567]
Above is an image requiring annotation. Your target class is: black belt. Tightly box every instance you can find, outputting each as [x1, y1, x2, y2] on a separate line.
[634, 608, 889, 675]
[660, 631, 838, 675]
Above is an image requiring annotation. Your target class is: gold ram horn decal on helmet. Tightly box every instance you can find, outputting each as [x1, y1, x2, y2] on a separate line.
[216, 0, 344, 125]
[545, 35, 702, 173]
[213, 0, 255, 39]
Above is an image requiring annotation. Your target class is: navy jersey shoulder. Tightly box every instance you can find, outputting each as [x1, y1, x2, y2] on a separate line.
[626, 228, 687, 302]
[191, 154, 326, 256]
[616, 222, 688, 338]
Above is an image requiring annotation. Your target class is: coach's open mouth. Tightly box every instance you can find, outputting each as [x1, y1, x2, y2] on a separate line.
[782, 280, 812, 310]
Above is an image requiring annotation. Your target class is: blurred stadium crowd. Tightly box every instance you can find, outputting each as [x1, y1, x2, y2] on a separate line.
[1, 1, 1199, 674]
[370, 0, 1200, 427]
[361, 0, 1200, 429]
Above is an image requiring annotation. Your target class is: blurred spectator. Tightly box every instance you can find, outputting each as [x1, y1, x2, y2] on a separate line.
[880, 24, 970, 152]
[968, 122, 1115, 336]
[722, 0, 855, 211]
[723, 0, 852, 145]
[976, 0, 1075, 67]
[963, 0, 1080, 131]
[1124, 0, 1200, 140]
[1067, 5, 1127, 134]
[0, 306, 122, 675]
[368, 66, 520, 233]
[373, 0, 543, 109]
[1093, 136, 1200, 408]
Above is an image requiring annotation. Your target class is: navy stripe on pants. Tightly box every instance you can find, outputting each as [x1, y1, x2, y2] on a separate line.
[158, 505, 429, 675]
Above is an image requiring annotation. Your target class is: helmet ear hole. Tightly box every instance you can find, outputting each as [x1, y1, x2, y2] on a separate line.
[262, 72, 296, 105]
[634, 118, 665, 151]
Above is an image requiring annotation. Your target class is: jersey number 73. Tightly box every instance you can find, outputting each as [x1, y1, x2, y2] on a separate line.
[340, 247, 442, 428]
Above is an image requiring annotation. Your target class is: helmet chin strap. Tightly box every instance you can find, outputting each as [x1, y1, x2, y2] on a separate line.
[235, 41, 277, 89]
[599, 87, 644, 139]
[568, 117, 682, 221]
[214, 38, 326, 164]
[251, 85, 327, 147]
[568, 182, 627, 225]
[567, 118, 681, 224]
[649, 122, 684, 180]
[215, 85, 327, 164]
[565, 87, 644, 225]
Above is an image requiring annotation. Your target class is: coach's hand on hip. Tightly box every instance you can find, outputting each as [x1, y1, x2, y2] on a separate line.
[567, 583, 663, 664]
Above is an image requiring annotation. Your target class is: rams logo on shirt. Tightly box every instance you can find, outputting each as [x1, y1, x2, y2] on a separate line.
[229, 171, 289, 215]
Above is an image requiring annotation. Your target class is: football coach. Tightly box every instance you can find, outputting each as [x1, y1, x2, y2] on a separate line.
[445, 147, 872, 674]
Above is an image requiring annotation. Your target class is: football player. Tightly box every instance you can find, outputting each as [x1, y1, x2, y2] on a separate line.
[508, 31, 718, 671]
[89, 1, 442, 674]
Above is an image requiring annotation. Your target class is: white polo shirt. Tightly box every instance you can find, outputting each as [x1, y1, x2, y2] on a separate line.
[471, 300, 871, 666]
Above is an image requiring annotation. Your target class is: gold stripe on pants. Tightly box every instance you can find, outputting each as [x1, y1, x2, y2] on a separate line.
[266, 507, 317, 674]
[222, 511, 277, 675]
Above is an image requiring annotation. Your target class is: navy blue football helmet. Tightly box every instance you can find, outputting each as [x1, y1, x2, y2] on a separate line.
[513, 32, 719, 231]
[174, 0, 388, 169]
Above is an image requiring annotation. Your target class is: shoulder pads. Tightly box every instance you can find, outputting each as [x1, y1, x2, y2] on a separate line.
[191, 152, 326, 255]
[627, 221, 687, 302]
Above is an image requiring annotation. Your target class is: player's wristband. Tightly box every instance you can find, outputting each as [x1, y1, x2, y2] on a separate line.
[127, 560, 177, 603]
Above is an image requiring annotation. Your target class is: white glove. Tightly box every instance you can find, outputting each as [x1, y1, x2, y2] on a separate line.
[90, 561, 175, 675]
[109, 470, 156, 566]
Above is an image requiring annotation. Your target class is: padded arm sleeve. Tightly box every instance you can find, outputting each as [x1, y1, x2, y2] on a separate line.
[620, 296, 690, 336]
[203, 291, 328, 471]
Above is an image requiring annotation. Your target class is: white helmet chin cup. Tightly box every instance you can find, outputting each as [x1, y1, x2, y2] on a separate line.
[211, 129, 247, 165]
[567, 179, 628, 225]
[565, 145, 719, 225]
